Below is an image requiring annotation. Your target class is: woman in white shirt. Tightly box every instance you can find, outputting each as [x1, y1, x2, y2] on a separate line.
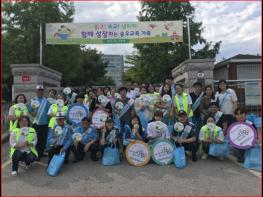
[215, 79, 238, 122]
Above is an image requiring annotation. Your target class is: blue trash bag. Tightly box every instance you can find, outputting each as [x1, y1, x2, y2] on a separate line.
[47, 153, 65, 176]
[246, 114, 256, 123]
[102, 147, 120, 166]
[254, 117, 262, 129]
[209, 140, 229, 157]
[173, 146, 186, 169]
[243, 145, 261, 171]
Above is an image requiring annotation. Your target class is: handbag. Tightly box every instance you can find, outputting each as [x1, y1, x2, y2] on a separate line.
[173, 146, 186, 169]
[209, 140, 229, 157]
[102, 147, 120, 166]
[47, 153, 65, 176]
[243, 144, 261, 171]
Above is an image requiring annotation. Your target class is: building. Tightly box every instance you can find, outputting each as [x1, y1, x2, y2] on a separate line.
[103, 55, 124, 86]
[213, 54, 261, 80]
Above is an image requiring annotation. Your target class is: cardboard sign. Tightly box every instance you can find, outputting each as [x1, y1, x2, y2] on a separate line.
[227, 122, 257, 149]
[91, 109, 109, 129]
[151, 140, 174, 165]
[67, 104, 89, 125]
[126, 141, 151, 166]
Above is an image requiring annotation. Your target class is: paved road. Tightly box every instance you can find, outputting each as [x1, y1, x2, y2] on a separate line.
[1, 141, 261, 196]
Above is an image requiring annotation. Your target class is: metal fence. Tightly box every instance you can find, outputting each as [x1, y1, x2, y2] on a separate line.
[213, 79, 261, 116]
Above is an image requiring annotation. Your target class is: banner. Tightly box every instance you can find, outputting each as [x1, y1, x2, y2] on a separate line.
[46, 21, 183, 45]
[126, 141, 151, 166]
[67, 104, 89, 125]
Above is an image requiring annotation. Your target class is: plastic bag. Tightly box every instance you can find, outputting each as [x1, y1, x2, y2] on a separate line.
[243, 145, 261, 171]
[47, 153, 65, 176]
[102, 147, 120, 166]
[173, 146, 186, 169]
[209, 140, 229, 157]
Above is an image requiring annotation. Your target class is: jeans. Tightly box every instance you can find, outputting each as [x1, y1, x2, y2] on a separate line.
[12, 150, 36, 171]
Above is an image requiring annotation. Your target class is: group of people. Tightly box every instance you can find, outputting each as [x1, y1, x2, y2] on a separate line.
[8, 77, 258, 176]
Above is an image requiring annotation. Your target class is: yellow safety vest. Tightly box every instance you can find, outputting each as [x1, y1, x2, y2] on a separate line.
[201, 125, 220, 140]
[48, 104, 68, 129]
[10, 128, 38, 158]
[9, 104, 29, 132]
[84, 94, 89, 104]
[174, 92, 193, 117]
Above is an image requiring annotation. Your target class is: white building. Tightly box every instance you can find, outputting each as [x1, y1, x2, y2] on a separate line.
[103, 55, 124, 86]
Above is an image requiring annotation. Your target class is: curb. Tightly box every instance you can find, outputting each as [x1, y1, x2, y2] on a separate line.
[2, 132, 10, 143]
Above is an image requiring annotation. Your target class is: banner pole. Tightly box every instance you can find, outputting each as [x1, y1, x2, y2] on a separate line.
[40, 23, 43, 65]
[186, 16, 191, 60]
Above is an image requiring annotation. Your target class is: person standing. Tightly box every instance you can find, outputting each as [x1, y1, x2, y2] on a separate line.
[8, 94, 29, 132]
[215, 79, 238, 122]
[190, 81, 204, 134]
[29, 85, 50, 160]
[200, 85, 215, 119]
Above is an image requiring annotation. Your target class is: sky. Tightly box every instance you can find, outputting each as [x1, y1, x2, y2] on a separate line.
[73, 1, 261, 62]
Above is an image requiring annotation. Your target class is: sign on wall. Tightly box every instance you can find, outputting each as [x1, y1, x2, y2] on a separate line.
[46, 21, 183, 45]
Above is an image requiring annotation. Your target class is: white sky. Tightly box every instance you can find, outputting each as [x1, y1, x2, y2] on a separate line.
[73, 1, 261, 62]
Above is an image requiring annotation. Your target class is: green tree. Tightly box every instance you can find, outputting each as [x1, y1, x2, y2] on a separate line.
[2, 2, 81, 100]
[123, 2, 221, 83]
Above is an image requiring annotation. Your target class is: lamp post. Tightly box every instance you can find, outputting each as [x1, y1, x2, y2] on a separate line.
[186, 16, 191, 60]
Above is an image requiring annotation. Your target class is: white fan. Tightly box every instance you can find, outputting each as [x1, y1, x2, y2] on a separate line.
[20, 127, 29, 135]
[114, 93, 121, 99]
[17, 103, 26, 111]
[72, 132, 82, 142]
[31, 99, 40, 109]
[162, 94, 171, 103]
[115, 101, 124, 111]
[56, 99, 64, 107]
[174, 122, 184, 132]
[63, 87, 72, 95]
[207, 123, 216, 131]
[54, 126, 63, 136]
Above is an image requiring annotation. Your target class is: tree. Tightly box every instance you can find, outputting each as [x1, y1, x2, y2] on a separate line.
[123, 2, 221, 83]
[2, 1, 81, 100]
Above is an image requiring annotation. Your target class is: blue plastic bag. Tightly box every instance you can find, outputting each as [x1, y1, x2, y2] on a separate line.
[254, 117, 262, 129]
[173, 146, 186, 169]
[209, 140, 229, 157]
[243, 145, 261, 171]
[102, 147, 120, 166]
[47, 153, 65, 176]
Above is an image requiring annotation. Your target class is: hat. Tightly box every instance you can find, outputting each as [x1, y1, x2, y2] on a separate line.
[193, 81, 202, 87]
[105, 117, 113, 123]
[56, 112, 66, 119]
[178, 110, 187, 116]
[36, 85, 44, 90]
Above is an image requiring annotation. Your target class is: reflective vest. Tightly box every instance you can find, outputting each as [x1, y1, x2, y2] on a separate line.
[48, 104, 68, 129]
[84, 94, 89, 104]
[174, 93, 193, 117]
[9, 104, 29, 132]
[10, 128, 38, 158]
[202, 125, 220, 140]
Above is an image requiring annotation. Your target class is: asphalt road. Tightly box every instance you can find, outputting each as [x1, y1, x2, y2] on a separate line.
[1, 141, 261, 196]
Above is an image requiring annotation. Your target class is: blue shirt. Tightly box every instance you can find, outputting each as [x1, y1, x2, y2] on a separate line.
[75, 126, 99, 145]
[47, 124, 73, 151]
[29, 96, 50, 125]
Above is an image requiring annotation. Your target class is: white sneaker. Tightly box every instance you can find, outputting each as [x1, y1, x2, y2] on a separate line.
[201, 154, 208, 160]
[25, 164, 30, 170]
[11, 171, 17, 176]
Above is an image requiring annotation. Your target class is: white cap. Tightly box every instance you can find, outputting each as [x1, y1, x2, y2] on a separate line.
[56, 112, 66, 119]
[36, 85, 44, 90]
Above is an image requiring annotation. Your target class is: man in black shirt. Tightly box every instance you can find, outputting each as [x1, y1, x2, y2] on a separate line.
[172, 110, 198, 161]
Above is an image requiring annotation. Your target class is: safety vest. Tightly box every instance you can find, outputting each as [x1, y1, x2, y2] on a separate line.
[84, 94, 89, 105]
[174, 93, 193, 117]
[202, 125, 220, 140]
[9, 104, 29, 132]
[10, 128, 38, 158]
[48, 104, 68, 129]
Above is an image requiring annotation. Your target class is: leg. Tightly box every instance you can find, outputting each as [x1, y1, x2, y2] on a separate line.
[90, 141, 100, 161]
[48, 146, 61, 164]
[237, 148, 245, 163]
[24, 152, 37, 166]
[202, 142, 210, 154]
[11, 150, 23, 172]
[183, 142, 198, 161]
[35, 124, 48, 159]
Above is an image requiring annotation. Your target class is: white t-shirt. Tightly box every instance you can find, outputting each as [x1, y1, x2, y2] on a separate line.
[215, 88, 238, 115]
[199, 126, 224, 142]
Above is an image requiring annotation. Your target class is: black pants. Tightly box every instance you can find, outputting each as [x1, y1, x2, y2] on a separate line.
[176, 142, 198, 161]
[201, 142, 210, 154]
[12, 150, 36, 171]
[48, 145, 70, 164]
[236, 148, 245, 162]
[71, 141, 100, 161]
[33, 124, 48, 159]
